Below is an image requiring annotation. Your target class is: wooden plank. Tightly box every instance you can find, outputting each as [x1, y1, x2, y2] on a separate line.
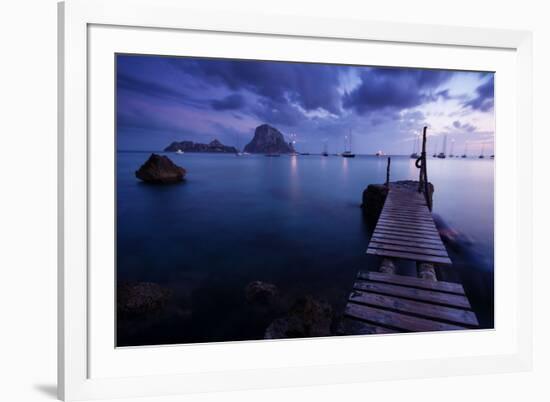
[372, 228, 442, 241]
[345, 303, 468, 332]
[375, 223, 440, 236]
[368, 241, 449, 257]
[353, 280, 469, 307]
[366, 247, 453, 265]
[372, 231, 443, 243]
[375, 223, 439, 235]
[381, 212, 432, 218]
[358, 271, 464, 294]
[348, 290, 478, 327]
[337, 317, 397, 335]
[371, 235, 446, 250]
[378, 218, 435, 229]
[381, 212, 432, 219]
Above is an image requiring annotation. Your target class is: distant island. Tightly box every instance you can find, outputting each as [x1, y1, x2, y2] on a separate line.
[164, 124, 294, 155]
[244, 124, 295, 154]
[164, 139, 238, 153]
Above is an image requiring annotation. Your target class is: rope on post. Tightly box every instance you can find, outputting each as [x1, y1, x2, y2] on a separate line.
[385, 156, 391, 187]
[415, 126, 432, 211]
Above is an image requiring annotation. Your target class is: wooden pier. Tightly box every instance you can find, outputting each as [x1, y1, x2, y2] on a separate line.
[366, 186, 452, 265]
[340, 126, 479, 335]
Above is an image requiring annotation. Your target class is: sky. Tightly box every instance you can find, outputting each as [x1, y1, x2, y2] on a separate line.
[116, 54, 495, 155]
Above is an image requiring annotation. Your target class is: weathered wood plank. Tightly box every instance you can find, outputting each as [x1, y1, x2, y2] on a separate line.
[354, 280, 469, 307]
[372, 228, 442, 241]
[370, 236, 446, 251]
[375, 224, 440, 237]
[366, 247, 452, 265]
[378, 218, 436, 229]
[348, 290, 478, 327]
[380, 211, 434, 220]
[368, 241, 449, 257]
[345, 303, 468, 332]
[358, 271, 464, 294]
[376, 220, 439, 236]
[337, 316, 397, 335]
[371, 232, 444, 245]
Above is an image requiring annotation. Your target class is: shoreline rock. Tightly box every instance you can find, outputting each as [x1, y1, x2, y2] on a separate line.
[135, 153, 186, 184]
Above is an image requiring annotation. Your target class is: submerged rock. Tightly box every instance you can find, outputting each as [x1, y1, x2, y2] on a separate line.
[117, 282, 172, 315]
[245, 281, 278, 306]
[244, 124, 295, 154]
[135, 153, 186, 184]
[264, 296, 333, 339]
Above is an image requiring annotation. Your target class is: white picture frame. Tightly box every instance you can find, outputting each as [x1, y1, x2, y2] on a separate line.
[58, 0, 533, 400]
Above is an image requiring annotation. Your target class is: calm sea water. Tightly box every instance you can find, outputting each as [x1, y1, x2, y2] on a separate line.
[116, 152, 494, 346]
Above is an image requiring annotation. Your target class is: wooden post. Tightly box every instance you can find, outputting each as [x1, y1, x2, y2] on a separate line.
[385, 157, 391, 186]
[416, 126, 431, 211]
[422, 127, 432, 211]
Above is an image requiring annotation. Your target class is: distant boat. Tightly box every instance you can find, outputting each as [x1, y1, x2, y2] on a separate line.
[410, 133, 420, 159]
[300, 152, 311, 156]
[176, 149, 184, 155]
[342, 129, 356, 158]
[479, 143, 485, 159]
[462, 141, 468, 158]
[449, 138, 455, 158]
[375, 150, 384, 157]
[265, 153, 281, 157]
[437, 135, 447, 159]
[490, 155, 494, 159]
[322, 141, 329, 156]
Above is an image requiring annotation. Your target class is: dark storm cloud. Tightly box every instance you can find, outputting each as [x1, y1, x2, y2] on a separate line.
[463, 77, 494, 112]
[210, 94, 245, 110]
[170, 58, 345, 116]
[118, 73, 185, 101]
[342, 68, 453, 114]
[451, 120, 476, 132]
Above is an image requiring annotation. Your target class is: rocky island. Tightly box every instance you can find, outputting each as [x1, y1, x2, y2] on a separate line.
[164, 139, 238, 153]
[244, 124, 295, 154]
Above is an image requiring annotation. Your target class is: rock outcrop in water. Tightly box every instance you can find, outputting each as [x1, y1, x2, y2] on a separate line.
[164, 139, 238, 153]
[264, 296, 333, 339]
[244, 124, 295, 154]
[117, 282, 172, 316]
[361, 180, 434, 226]
[245, 281, 278, 307]
[135, 153, 186, 184]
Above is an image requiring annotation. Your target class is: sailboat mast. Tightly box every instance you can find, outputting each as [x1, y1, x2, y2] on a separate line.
[442, 135, 447, 155]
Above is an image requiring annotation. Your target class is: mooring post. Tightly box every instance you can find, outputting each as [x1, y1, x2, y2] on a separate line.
[416, 126, 431, 211]
[385, 157, 391, 187]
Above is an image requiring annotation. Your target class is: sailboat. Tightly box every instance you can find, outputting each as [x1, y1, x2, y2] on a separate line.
[461, 141, 468, 158]
[322, 140, 329, 157]
[432, 137, 439, 158]
[410, 134, 419, 159]
[235, 132, 247, 156]
[342, 129, 356, 158]
[479, 143, 485, 159]
[375, 150, 384, 157]
[437, 135, 447, 158]
[176, 149, 184, 155]
[449, 138, 455, 158]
